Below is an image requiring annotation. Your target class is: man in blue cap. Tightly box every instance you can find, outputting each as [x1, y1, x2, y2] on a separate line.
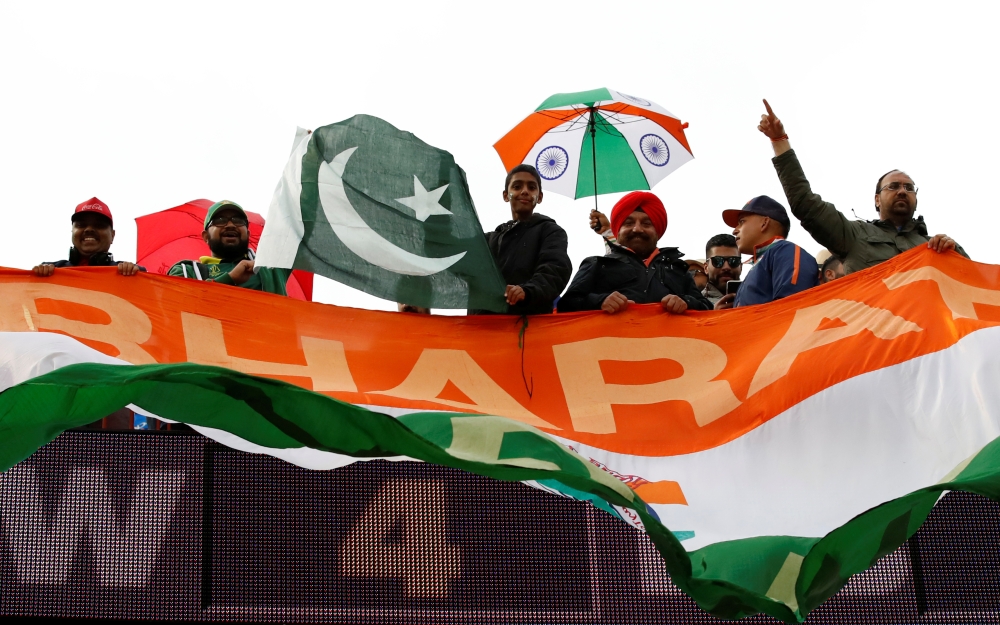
[168, 200, 291, 295]
[721, 195, 818, 308]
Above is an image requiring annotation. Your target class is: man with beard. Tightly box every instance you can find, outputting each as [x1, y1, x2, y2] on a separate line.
[558, 192, 711, 314]
[32, 197, 144, 277]
[168, 200, 291, 295]
[757, 100, 967, 272]
[701, 233, 743, 308]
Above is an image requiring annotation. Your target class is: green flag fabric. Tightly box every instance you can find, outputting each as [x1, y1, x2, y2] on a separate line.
[254, 116, 507, 312]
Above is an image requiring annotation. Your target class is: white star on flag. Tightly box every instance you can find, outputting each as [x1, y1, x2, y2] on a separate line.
[394, 176, 452, 221]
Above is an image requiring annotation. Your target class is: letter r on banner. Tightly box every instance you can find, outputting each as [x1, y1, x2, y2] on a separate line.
[553, 337, 741, 434]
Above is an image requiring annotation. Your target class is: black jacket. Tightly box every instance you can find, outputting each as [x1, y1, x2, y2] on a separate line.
[45, 249, 146, 271]
[557, 243, 712, 313]
[473, 213, 572, 315]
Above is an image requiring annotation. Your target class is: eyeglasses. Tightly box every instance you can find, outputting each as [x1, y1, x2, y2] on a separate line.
[878, 182, 918, 194]
[209, 215, 248, 227]
[709, 255, 742, 268]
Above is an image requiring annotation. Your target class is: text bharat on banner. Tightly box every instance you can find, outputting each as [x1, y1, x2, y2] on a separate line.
[254, 115, 507, 312]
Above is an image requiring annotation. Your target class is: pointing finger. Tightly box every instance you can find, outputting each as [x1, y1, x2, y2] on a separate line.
[763, 99, 775, 118]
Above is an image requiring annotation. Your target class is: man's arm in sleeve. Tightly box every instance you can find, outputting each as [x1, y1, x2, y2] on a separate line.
[773, 150, 858, 258]
[770, 243, 818, 300]
[679, 272, 713, 311]
[520, 224, 573, 305]
[556, 258, 608, 312]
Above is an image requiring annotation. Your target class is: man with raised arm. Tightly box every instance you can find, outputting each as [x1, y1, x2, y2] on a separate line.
[558, 191, 711, 314]
[168, 200, 291, 295]
[32, 197, 144, 277]
[758, 100, 966, 273]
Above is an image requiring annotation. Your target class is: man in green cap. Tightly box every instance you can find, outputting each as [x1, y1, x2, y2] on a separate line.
[168, 200, 291, 295]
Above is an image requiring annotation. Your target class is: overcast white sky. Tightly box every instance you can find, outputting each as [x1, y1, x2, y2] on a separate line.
[1, 1, 996, 312]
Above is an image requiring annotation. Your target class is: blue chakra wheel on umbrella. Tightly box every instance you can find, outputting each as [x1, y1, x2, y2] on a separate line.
[639, 134, 670, 167]
[536, 146, 569, 180]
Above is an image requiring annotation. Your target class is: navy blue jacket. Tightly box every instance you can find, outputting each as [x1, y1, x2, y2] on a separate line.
[558, 243, 712, 312]
[734, 238, 817, 307]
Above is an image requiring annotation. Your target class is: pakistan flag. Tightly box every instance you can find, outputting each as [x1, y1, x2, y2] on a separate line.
[255, 115, 507, 312]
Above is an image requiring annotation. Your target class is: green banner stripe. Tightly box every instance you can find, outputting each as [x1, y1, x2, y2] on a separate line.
[2, 361, 1000, 623]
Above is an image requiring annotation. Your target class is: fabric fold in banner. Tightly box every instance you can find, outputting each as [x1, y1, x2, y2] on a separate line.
[4, 246, 1000, 621]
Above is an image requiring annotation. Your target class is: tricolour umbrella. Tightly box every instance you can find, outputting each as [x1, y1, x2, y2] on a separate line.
[494, 88, 693, 206]
[136, 199, 314, 301]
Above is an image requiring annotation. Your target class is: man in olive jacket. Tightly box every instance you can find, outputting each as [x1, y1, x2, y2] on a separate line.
[757, 100, 966, 273]
[558, 191, 711, 314]
[470, 165, 571, 315]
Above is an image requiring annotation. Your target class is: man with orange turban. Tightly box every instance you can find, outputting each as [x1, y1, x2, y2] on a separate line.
[558, 192, 711, 314]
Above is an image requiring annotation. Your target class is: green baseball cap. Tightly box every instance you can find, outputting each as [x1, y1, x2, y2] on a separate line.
[204, 200, 249, 230]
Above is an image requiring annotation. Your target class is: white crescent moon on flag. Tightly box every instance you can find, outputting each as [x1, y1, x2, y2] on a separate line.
[317, 147, 466, 277]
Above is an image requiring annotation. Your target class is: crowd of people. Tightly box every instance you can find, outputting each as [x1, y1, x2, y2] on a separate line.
[32, 101, 968, 317]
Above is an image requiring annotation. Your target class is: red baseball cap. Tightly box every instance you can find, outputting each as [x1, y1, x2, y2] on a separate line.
[72, 197, 113, 226]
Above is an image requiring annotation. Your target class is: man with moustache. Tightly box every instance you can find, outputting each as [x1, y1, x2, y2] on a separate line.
[758, 100, 967, 272]
[558, 191, 711, 314]
[470, 164, 571, 315]
[33, 198, 144, 277]
[701, 233, 743, 308]
[723, 195, 818, 307]
[168, 200, 291, 295]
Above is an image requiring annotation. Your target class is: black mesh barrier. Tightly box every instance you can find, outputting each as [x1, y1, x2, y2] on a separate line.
[0, 431, 999, 623]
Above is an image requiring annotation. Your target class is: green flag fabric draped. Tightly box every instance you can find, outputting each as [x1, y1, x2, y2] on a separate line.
[253, 115, 507, 312]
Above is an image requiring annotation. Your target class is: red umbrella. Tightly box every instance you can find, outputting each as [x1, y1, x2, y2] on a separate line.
[136, 199, 314, 301]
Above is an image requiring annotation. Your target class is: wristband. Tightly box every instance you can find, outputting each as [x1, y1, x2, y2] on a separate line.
[771, 134, 789, 143]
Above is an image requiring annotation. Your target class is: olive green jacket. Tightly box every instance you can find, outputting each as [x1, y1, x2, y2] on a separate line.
[773, 150, 967, 274]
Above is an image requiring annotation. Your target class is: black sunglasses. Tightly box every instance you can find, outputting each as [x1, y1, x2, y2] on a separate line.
[709, 256, 742, 268]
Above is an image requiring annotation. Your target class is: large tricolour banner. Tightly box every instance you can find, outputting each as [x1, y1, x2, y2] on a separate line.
[2, 247, 1000, 622]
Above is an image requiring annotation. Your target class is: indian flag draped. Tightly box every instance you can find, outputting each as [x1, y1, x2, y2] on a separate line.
[253, 115, 507, 312]
[1, 247, 1000, 622]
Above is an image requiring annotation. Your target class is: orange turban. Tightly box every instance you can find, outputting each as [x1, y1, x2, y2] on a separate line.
[609, 191, 667, 238]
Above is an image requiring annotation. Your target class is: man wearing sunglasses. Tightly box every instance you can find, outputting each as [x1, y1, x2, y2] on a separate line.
[758, 100, 967, 273]
[168, 200, 291, 295]
[702, 234, 743, 307]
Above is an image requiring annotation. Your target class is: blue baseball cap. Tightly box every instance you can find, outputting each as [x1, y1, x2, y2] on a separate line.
[722, 195, 791, 234]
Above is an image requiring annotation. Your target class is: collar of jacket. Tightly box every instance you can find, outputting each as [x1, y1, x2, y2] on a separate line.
[68, 248, 114, 266]
[493, 213, 555, 234]
[752, 236, 786, 263]
[870, 214, 928, 236]
[200, 249, 255, 265]
[606, 241, 684, 263]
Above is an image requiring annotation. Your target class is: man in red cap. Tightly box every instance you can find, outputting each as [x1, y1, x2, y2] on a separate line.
[558, 191, 711, 314]
[32, 197, 143, 277]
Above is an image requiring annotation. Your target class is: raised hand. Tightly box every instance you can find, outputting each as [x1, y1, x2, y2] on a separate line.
[758, 99, 787, 141]
[590, 209, 610, 234]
